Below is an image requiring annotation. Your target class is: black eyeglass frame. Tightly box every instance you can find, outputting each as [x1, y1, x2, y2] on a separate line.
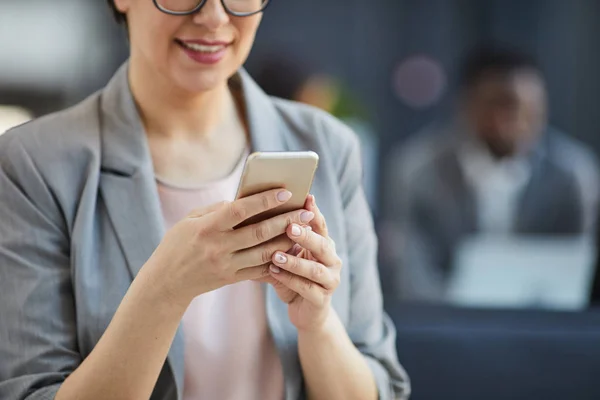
[152, 0, 271, 17]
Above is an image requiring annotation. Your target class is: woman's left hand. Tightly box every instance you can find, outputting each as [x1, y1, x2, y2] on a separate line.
[268, 195, 343, 333]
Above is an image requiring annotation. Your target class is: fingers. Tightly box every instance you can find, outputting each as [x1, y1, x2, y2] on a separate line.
[188, 201, 228, 218]
[258, 244, 301, 304]
[287, 224, 340, 267]
[212, 189, 292, 230]
[254, 276, 298, 305]
[235, 264, 271, 282]
[268, 268, 327, 306]
[288, 244, 303, 257]
[230, 209, 315, 251]
[306, 195, 329, 237]
[271, 252, 338, 290]
[232, 235, 295, 268]
[270, 276, 298, 304]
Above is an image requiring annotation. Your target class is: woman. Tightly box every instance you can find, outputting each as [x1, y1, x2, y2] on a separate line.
[0, 0, 409, 399]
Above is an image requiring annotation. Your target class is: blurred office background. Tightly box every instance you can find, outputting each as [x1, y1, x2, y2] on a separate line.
[4, 1, 600, 150]
[2, 0, 600, 399]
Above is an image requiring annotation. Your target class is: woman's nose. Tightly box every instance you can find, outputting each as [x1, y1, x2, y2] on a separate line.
[192, 0, 230, 31]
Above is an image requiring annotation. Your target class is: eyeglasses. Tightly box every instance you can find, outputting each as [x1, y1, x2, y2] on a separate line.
[153, 0, 271, 17]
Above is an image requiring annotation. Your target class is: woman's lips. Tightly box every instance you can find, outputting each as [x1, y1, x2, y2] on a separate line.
[176, 39, 230, 65]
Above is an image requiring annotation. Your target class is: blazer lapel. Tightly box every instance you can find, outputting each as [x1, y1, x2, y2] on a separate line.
[516, 143, 546, 233]
[443, 144, 478, 237]
[98, 64, 185, 399]
[453, 163, 478, 236]
[236, 69, 290, 152]
[97, 65, 303, 400]
[237, 70, 304, 399]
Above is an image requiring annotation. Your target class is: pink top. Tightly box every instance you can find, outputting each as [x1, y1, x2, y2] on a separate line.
[156, 153, 284, 400]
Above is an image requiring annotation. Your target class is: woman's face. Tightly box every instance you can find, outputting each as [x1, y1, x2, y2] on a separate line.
[114, 0, 263, 93]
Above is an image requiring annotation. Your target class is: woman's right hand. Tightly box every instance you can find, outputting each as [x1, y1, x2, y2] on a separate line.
[143, 189, 315, 309]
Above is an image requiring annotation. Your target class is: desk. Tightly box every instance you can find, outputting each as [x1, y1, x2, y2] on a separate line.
[389, 304, 600, 400]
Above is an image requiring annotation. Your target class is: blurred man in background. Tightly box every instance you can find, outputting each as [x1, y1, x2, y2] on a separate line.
[381, 45, 600, 303]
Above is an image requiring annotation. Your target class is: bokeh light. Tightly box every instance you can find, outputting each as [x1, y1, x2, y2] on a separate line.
[0, 106, 33, 134]
[393, 55, 447, 109]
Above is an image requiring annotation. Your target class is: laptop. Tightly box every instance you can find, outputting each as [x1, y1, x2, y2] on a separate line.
[446, 235, 596, 310]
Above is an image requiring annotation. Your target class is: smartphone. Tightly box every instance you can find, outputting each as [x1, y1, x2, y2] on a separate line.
[234, 151, 320, 228]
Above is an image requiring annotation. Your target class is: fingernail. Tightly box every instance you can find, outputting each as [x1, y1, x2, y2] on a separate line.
[270, 265, 281, 274]
[277, 190, 292, 202]
[300, 211, 315, 223]
[291, 224, 302, 237]
[275, 253, 287, 264]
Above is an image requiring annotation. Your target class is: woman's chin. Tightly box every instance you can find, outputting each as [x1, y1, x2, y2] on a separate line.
[171, 70, 231, 94]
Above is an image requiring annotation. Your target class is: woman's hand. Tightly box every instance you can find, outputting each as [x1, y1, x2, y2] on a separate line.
[267, 195, 343, 333]
[144, 189, 315, 309]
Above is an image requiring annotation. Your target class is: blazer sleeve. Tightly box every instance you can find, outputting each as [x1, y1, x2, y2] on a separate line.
[335, 128, 411, 400]
[0, 134, 80, 400]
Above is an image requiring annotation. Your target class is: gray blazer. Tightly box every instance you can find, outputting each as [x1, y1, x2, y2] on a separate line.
[381, 123, 600, 302]
[0, 64, 409, 400]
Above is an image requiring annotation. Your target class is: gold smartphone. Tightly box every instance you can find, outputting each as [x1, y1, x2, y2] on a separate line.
[235, 151, 320, 228]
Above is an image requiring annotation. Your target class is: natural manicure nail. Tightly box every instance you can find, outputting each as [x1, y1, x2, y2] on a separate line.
[291, 225, 302, 237]
[270, 265, 281, 274]
[278, 191, 292, 202]
[301, 211, 314, 223]
[275, 253, 287, 264]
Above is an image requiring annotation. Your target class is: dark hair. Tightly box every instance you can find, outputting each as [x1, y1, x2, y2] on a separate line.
[106, 0, 127, 24]
[460, 44, 542, 89]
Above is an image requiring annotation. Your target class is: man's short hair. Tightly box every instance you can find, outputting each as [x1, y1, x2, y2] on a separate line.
[460, 44, 543, 89]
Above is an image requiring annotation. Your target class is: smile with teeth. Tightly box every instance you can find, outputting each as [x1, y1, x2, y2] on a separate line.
[179, 41, 227, 53]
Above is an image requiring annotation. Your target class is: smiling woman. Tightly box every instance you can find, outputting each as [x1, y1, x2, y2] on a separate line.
[0, 1, 410, 400]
